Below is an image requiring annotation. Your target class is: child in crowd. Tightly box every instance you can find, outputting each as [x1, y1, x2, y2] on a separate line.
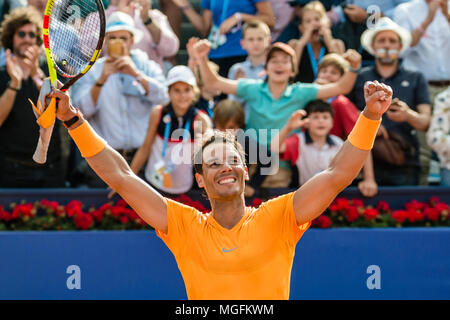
[227, 20, 271, 115]
[315, 53, 359, 140]
[228, 20, 271, 82]
[213, 99, 274, 197]
[129, 65, 212, 195]
[288, 1, 345, 83]
[271, 100, 377, 197]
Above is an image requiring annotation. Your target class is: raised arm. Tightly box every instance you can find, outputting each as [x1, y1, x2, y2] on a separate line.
[191, 38, 239, 95]
[172, 0, 213, 37]
[218, 1, 275, 35]
[53, 90, 168, 233]
[270, 110, 308, 155]
[293, 81, 392, 225]
[316, 49, 361, 100]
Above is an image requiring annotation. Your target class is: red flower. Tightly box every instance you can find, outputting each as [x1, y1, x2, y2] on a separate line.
[405, 200, 425, 211]
[315, 215, 332, 228]
[376, 201, 390, 212]
[66, 200, 83, 218]
[429, 196, 440, 206]
[251, 198, 262, 208]
[40, 199, 61, 214]
[119, 215, 129, 224]
[351, 199, 364, 208]
[434, 202, 449, 219]
[0, 206, 11, 222]
[424, 207, 439, 221]
[406, 210, 424, 223]
[333, 198, 350, 211]
[111, 206, 127, 217]
[116, 199, 128, 208]
[11, 203, 34, 220]
[363, 208, 379, 220]
[392, 210, 407, 224]
[345, 206, 359, 222]
[73, 213, 93, 230]
[90, 209, 104, 223]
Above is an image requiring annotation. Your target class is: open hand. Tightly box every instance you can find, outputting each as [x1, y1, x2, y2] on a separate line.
[22, 45, 41, 77]
[5, 49, 23, 86]
[287, 110, 309, 131]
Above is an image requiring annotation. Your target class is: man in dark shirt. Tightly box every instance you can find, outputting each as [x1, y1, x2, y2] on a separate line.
[0, 7, 64, 188]
[347, 17, 431, 186]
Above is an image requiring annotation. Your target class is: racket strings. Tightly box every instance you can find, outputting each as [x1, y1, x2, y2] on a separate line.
[49, 0, 102, 77]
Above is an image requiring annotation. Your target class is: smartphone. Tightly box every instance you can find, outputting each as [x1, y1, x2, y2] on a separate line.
[108, 39, 124, 57]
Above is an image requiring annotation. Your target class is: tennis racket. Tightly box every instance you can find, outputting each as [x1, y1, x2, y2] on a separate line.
[33, 0, 105, 163]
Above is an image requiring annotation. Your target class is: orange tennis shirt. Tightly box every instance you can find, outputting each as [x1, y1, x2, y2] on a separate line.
[155, 192, 310, 300]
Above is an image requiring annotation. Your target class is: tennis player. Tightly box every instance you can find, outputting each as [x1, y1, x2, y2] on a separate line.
[51, 80, 392, 300]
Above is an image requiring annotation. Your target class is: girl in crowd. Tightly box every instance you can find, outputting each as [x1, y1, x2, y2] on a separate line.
[129, 65, 212, 195]
[289, 1, 345, 83]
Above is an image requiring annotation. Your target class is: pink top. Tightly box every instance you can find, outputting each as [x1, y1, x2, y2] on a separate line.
[269, 0, 295, 41]
[105, 6, 179, 68]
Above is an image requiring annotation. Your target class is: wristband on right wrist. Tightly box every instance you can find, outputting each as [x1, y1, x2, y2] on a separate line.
[347, 113, 381, 151]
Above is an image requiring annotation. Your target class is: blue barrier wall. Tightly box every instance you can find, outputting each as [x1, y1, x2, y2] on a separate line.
[1, 229, 449, 300]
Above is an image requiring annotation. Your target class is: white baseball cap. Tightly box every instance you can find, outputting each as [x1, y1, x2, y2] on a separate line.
[361, 17, 411, 56]
[106, 11, 144, 44]
[166, 65, 197, 87]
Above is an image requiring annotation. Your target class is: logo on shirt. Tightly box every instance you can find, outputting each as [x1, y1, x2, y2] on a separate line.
[401, 80, 410, 87]
[222, 246, 238, 253]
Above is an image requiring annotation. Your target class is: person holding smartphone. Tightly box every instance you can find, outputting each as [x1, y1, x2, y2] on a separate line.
[70, 11, 169, 188]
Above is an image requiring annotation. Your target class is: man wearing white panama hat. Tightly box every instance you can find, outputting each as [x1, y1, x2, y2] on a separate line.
[347, 17, 431, 187]
[70, 11, 169, 187]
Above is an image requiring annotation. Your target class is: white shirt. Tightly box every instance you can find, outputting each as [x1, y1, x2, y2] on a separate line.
[282, 131, 343, 185]
[394, 0, 450, 81]
[71, 49, 169, 150]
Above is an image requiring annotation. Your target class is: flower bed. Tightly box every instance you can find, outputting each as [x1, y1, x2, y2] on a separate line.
[0, 195, 448, 230]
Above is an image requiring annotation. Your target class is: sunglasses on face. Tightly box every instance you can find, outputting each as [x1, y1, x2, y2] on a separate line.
[17, 31, 36, 39]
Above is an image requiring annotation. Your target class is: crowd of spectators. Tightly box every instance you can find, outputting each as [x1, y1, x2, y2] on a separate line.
[0, 0, 449, 195]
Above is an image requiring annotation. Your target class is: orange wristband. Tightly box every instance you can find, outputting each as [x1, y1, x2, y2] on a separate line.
[347, 113, 381, 151]
[68, 120, 107, 158]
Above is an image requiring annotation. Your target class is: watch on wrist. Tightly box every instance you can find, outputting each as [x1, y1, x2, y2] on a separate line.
[144, 16, 153, 25]
[7, 80, 21, 91]
[63, 108, 83, 129]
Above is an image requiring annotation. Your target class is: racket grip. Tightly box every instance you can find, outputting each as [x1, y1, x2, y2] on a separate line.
[33, 135, 48, 164]
[32, 125, 54, 164]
